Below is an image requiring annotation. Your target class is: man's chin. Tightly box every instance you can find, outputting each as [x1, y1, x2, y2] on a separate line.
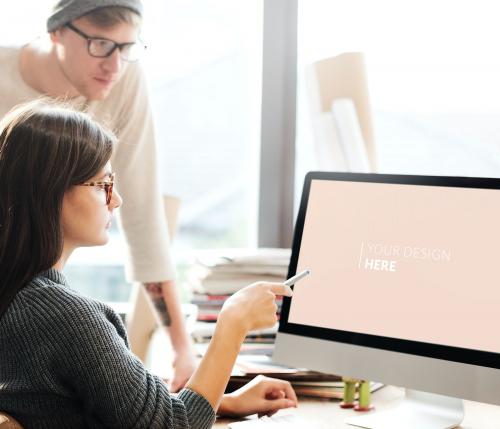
[86, 90, 111, 101]
[82, 85, 114, 101]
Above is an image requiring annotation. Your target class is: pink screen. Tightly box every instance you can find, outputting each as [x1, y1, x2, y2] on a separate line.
[288, 179, 500, 354]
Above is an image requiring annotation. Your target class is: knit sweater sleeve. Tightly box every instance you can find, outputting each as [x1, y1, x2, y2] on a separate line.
[46, 290, 215, 429]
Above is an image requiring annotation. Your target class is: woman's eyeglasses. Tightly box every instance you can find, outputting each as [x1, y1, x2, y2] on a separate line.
[79, 173, 115, 205]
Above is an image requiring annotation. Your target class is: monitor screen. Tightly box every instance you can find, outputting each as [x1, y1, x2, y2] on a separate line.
[279, 172, 500, 370]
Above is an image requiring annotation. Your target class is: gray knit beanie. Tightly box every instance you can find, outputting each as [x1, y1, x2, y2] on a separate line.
[47, 0, 143, 32]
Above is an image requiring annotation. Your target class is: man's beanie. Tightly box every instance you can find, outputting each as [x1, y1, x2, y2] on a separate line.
[47, 0, 143, 32]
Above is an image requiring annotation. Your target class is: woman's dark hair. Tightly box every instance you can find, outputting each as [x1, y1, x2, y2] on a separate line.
[0, 99, 115, 317]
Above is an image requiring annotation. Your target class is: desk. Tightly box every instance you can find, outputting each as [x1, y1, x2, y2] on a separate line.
[145, 306, 500, 428]
[214, 385, 500, 428]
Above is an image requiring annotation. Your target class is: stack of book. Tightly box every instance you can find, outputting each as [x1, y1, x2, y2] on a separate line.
[191, 321, 280, 344]
[188, 248, 290, 295]
[230, 354, 384, 399]
[191, 293, 228, 323]
[193, 343, 383, 400]
[187, 248, 290, 342]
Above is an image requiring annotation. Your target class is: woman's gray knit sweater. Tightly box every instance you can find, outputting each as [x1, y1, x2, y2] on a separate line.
[0, 269, 216, 429]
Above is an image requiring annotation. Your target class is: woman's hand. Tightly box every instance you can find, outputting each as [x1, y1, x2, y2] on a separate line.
[218, 282, 293, 335]
[184, 282, 292, 411]
[218, 375, 298, 417]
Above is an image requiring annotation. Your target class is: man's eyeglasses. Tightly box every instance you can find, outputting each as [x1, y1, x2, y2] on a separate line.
[79, 173, 115, 205]
[66, 22, 146, 62]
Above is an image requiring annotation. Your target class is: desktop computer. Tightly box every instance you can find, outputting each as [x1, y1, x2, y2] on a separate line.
[274, 171, 500, 429]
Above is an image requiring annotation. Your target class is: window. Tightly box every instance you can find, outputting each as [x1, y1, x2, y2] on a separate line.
[141, 0, 262, 252]
[296, 0, 500, 198]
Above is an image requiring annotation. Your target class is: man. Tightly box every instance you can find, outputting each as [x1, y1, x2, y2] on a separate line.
[0, 0, 196, 392]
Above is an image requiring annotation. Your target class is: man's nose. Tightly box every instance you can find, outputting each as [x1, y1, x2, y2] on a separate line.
[102, 48, 122, 74]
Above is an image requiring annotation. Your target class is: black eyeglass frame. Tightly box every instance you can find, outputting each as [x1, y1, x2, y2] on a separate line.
[65, 22, 146, 62]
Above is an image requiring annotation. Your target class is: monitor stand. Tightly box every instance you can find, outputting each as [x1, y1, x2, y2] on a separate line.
[344, 389, 464, 429]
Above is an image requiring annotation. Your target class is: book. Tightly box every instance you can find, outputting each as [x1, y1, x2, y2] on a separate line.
[192, 333, 383, 400]
[191, 321, 279, 343]
[195, 248, 291, 268]
[188, 272, 286, 295]
[292, 382, 384, 400]
[186, 248, 290, 295]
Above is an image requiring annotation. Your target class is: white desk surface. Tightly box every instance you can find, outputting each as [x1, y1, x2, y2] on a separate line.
[214, 385, 500, 428]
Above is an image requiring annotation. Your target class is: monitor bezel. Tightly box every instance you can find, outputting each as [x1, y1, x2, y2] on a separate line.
[279, 171, 500, 371]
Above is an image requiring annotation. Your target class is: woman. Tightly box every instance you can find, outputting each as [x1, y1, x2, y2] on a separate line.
[0, 100, 297, 428]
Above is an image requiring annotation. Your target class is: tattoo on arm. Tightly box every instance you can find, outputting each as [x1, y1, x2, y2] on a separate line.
[144, 282, 171, 326]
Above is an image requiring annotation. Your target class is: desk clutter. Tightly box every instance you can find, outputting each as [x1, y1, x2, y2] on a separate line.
[185, 248, 383, 401]
[194, 341, 382, 400]
[228, 353, 382, 401]
[187, 247, 290, 295]
[186, 248, 290, 341]
[227, 414, 315, 428]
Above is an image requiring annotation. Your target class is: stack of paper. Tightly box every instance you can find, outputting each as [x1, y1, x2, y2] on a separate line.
[187, 248, 290, 295]
[215, 352, 384, 400]
[191, 322, 279, 344]
[230, 354, 383, 399]
[187, 248, 290, 352]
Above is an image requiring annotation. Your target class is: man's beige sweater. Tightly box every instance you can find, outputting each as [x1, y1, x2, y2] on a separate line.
[0, 45, 174, 283]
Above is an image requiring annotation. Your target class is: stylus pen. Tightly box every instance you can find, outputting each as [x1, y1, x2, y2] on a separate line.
[284, 269, 311, 287]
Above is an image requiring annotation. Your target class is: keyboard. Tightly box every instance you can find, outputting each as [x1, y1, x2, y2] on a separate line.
[228, 413, 333, 428]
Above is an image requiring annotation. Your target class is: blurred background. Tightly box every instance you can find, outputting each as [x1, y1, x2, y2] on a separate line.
[3, 0, 500, 303]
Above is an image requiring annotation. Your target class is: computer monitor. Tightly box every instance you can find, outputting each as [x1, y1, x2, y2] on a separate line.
[274, 171, 500, 429]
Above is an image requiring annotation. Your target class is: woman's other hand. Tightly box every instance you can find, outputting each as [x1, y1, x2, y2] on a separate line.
[218, 375, 298, 417]
[184, 282, 292, 412]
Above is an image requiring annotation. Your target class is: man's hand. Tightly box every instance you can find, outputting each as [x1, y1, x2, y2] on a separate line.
[218, 375, 298, 418]
[169, 350, 197, 393]
[144, 280, 197, 392]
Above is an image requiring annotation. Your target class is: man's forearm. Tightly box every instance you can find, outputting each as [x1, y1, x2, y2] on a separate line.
[143, 280, 197, 391]
[143, 280, 192, 352]
[144, 282, 172, 326]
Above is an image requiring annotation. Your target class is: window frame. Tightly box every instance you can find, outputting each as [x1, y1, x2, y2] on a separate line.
[258, 0, 298, 248]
